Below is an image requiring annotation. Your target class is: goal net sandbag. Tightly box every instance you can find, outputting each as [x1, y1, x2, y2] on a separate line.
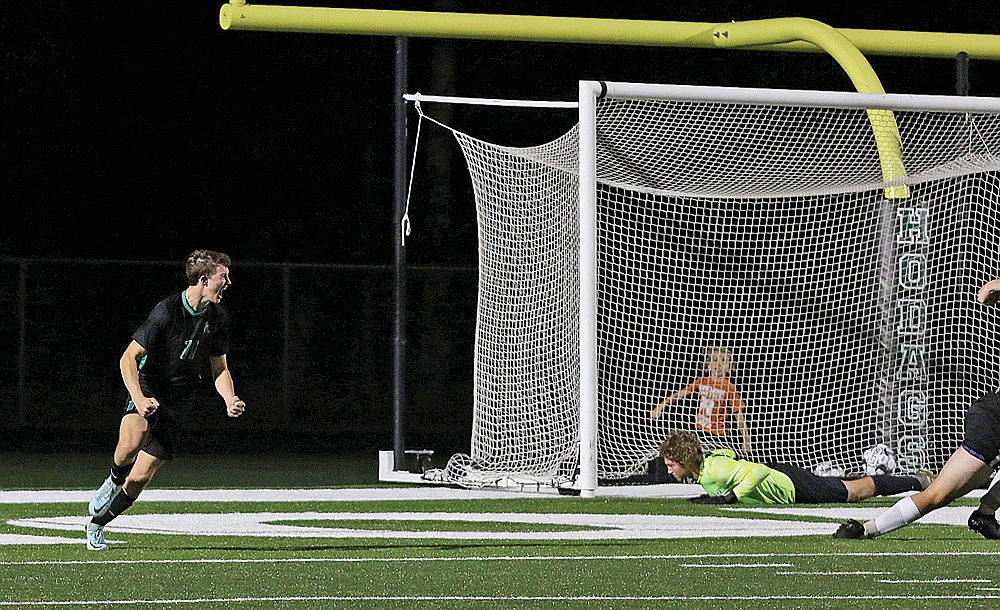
[431, 84, 1000, 489]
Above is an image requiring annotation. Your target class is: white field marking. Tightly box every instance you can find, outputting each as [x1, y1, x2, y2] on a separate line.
[4, 594, 1000, 606]
[0, 484, 694, 545]
[680, 563, 795, 568]
[879, 579, 992, 584]
[2, 550, 997, 566]
[2, 506, 986, 546]
[778, 571, 894, 575]
[8, 511, 835, 542]
[0, 487, 981, 545]
[0, 533, 83, 545]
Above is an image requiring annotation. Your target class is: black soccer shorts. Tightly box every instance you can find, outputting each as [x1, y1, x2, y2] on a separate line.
[963, 392, 1000, 465]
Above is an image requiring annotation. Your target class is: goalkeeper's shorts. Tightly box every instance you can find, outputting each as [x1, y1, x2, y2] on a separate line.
[767, 462, 848, 504]
[963, 392, 1000, 465]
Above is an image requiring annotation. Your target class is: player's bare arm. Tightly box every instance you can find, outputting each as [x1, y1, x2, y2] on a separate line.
[211, 354, 245, 418]
[736, 410, 752, 452]
[652, 388, 690, 419]
[120, 340, 158, 416]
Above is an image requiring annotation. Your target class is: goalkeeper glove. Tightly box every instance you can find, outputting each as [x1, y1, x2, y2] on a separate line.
[689, 491, 738, 504]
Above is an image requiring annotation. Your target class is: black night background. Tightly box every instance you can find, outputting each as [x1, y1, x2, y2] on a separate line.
[3, 1, 999, 458]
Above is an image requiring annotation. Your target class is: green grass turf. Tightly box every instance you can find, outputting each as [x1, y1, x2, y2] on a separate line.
[0, 451, 380, 489]
[0, 455, 996, 609]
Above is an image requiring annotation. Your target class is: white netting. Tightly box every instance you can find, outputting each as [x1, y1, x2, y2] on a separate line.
[428, 87, 1000, 488]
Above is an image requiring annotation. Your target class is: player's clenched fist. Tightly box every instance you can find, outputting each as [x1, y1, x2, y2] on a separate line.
[979, 278, 1000, 306]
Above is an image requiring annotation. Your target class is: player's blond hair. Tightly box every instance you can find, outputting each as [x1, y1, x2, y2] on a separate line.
[704, 345, 735, 371]
[705, 345, 733, 360]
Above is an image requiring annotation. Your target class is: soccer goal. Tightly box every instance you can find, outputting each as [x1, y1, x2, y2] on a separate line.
[420, 82, 1000, 497]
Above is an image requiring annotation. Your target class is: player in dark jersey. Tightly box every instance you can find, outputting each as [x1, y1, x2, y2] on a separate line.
[85, 250, 246, 551]
[835, 277, 1000, 539]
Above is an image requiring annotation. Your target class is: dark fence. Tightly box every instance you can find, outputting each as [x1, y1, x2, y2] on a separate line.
[0, 258, 477, 456]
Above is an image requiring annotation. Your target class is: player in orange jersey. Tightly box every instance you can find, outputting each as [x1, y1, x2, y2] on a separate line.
[651, 346, 751, 453]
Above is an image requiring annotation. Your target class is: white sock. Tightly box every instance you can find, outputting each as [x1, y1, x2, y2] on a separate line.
[978, 469, 1000, 515]
[869, 495, 921, 537]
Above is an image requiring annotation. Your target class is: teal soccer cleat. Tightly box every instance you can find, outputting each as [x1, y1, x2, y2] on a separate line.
[88, 475, 121, 517]
[85, 522, 108, 551]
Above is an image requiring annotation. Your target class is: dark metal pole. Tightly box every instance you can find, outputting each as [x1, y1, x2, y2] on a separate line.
[281, 264, 291, 425]
[956, 51, 970, 96]
[16, 260, 26, 427]
[392, 36, 409, 469]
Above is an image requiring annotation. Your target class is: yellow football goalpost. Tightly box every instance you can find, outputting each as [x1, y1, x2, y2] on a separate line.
[218, 4, 1000, 490]
[218, 4, 1000, 61]
[218, 4, 1000, 194]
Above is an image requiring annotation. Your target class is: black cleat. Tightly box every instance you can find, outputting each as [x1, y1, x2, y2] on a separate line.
[968, 510, 1000, 540]
[914, 468, 935, 491]
[833, 519, 866, 539]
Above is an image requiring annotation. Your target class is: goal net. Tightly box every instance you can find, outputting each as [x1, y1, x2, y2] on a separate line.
[424, 83, 1000, 493]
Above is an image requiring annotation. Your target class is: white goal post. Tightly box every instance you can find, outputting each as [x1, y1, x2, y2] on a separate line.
[420, 82, 1000, 497]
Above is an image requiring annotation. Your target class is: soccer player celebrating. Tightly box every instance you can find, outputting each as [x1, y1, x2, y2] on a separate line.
[85, 249, 246, 551]
[833, 278, 1000, 540]
[659, 430, 932, 506]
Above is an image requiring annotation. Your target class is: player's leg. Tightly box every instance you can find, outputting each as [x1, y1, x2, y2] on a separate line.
[115, 413, 175, 511]
[123, 450, 168, 498]
[87, 450, 169, 551]
[841, 477, 876, 501]
[836, 447, 992, 538]
[969, 466, 1000, 539]
[96, 450, 167, 523]
[87, 410, 174, 551]
[766, 462, 846, 503]
[89, 410, 148, 517]
[837, 393, 1000, 538]
[114, 411, 149, 466]
[884, 449, 990, 528]
[962, 393, 1000, 538]
[86, 413, 152, 551]
[843, 472, 928, 502]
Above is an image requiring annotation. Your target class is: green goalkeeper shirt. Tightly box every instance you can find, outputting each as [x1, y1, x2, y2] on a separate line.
[698, 449, 796, 505]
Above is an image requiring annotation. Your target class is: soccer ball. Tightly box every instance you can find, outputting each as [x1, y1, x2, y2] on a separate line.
[862, 443, 897, 475]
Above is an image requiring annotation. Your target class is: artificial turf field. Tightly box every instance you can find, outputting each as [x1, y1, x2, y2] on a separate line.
[1, 452, 997, 609]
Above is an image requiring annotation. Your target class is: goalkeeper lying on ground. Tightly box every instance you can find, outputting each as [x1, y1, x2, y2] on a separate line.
[658, 430, 932, 505]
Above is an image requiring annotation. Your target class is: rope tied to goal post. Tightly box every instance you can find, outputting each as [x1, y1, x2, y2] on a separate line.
[400, 92, 578, 248]
[400, 100, 426, 247]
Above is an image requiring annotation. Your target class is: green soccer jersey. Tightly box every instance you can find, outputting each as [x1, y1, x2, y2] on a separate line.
[698, 449, 796, 505]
